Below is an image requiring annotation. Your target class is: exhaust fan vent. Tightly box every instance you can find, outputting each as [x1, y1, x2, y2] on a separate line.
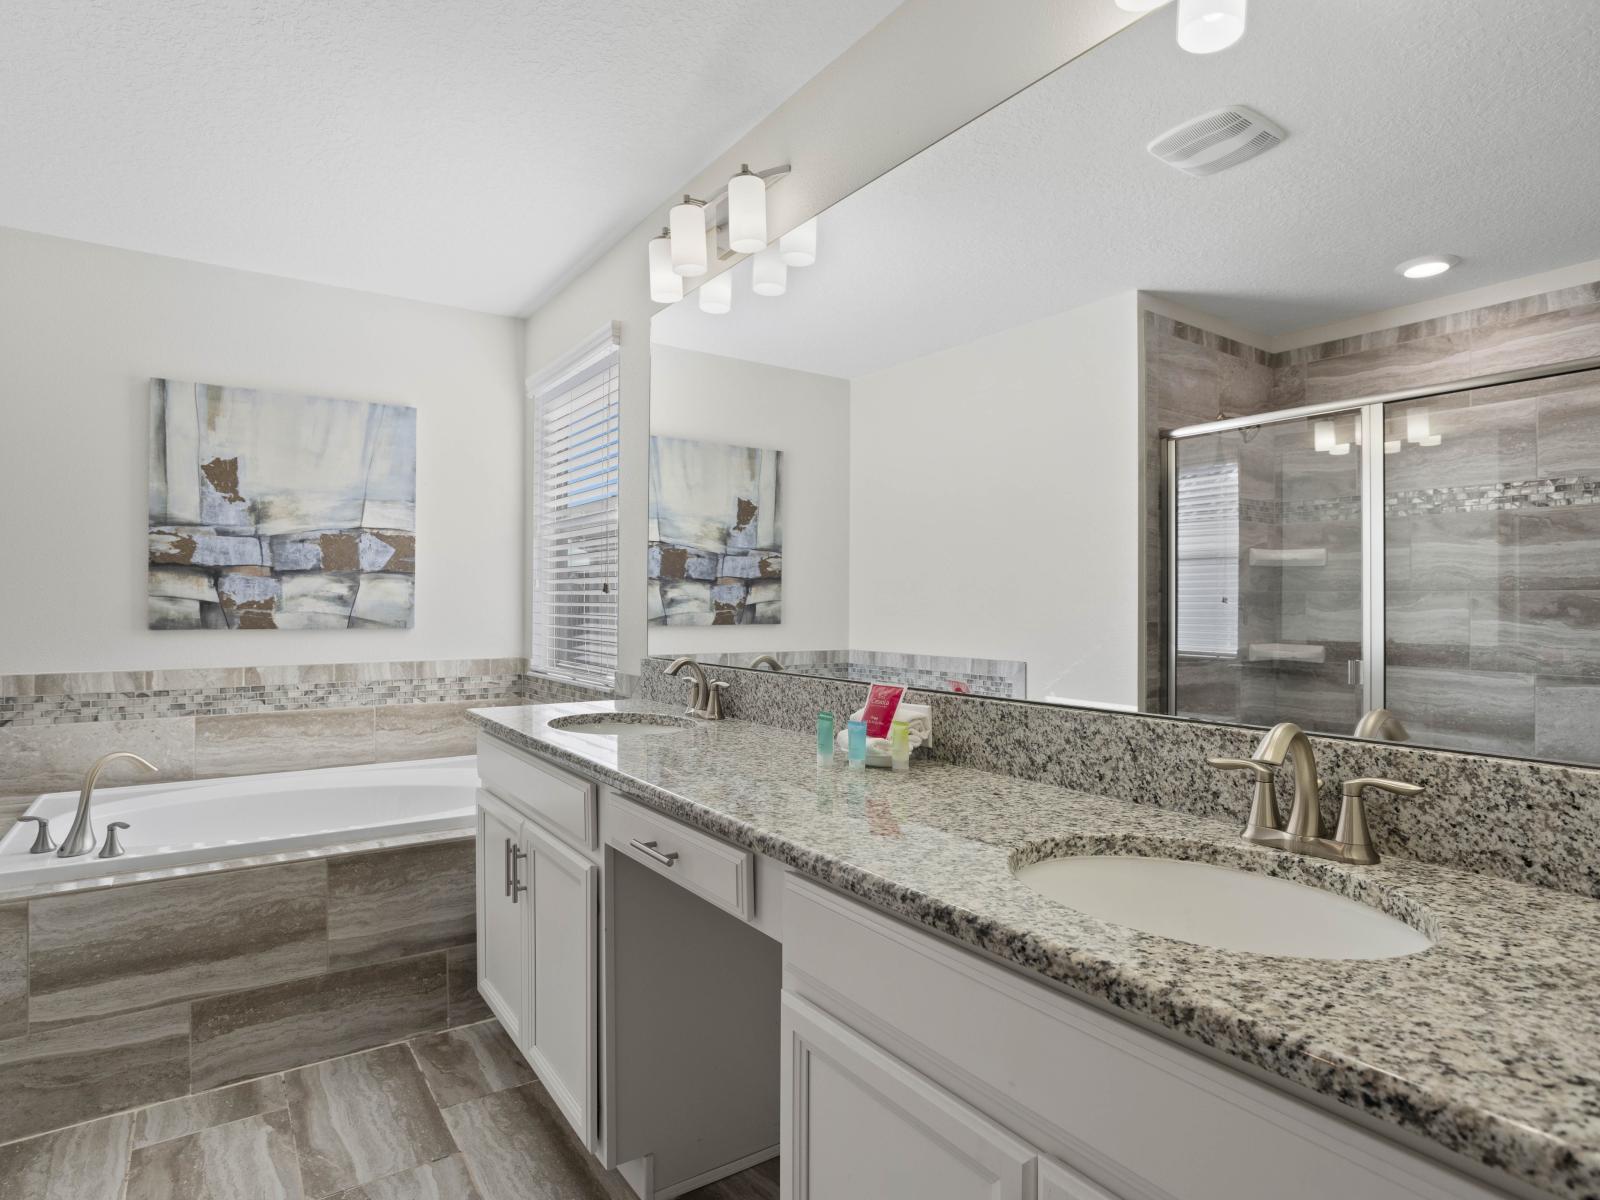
[1148, 106, 1286, 177]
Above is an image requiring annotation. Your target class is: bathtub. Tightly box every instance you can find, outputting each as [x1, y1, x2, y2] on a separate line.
[0, 756, 477, 889]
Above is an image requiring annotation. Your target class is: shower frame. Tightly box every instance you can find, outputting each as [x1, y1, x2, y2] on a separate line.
[1161, 352, 1600, 720]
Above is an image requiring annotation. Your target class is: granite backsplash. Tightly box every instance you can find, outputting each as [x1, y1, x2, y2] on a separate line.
[639, 655, 1600, 899]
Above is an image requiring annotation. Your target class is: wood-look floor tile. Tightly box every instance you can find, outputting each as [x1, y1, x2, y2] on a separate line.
[408, 1020, 533, 1109]
[681, 1158, 781, 1200]
[124, 1108, 303, 1200]
[191, 953, 448, 1092]
[133, 1073, 286, 1149]
[29, 860, 328, 1027]
[445, 945, 491, 1027]
[443, 1082, 624, 1200]
[284, 1042, 456, 1199]
[326, 841, 474, 970]
[0, 1003, 190, 1142]
[0, 1111, 132, 1200]
[328, 1153, 481, 1200]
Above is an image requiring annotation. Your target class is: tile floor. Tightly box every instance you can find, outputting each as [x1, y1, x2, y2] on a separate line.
[0, 1019, 779, 1200]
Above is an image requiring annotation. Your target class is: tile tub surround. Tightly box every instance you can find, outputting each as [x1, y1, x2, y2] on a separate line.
[471, 700, 1600, 1200]
[0, 1017, 776, 1200]
[639, 655, 1600, 900]
[0, 656, 608, 834]
[0, 836, 481, 1144]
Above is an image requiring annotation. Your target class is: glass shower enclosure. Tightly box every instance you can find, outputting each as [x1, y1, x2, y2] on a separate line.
[1167, 364, 1600, 764]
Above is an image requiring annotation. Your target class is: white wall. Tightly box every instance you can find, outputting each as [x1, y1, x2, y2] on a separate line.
[647, 346, 850, 657]
[0, 227, 524, 674]
[848, 292, 1143, 708]
[522, 0, 1141, 682]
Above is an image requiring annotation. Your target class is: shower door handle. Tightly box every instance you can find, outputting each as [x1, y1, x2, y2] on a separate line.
[1347, 659, 1365, 687]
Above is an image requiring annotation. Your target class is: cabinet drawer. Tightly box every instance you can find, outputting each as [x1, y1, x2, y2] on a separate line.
[605, 792, 754, 921]
[477, 733, 596, 850]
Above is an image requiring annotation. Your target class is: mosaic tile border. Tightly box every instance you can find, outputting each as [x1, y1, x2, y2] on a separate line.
[1386, 475, 1600, 517]
[651, 649, 1026, 700]
[0, 659, 609, 729]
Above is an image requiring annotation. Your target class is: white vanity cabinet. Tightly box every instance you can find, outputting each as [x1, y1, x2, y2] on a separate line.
[474, 737, 600, 1150]
[781, 875, 1514, 1200]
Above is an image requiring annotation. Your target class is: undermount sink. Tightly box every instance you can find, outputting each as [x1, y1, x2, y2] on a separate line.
[1014, 853, 1433, 960]
[548, 713, 696, 736]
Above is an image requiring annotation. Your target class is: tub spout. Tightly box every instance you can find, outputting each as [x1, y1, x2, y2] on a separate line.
[59, 752, 157, 858]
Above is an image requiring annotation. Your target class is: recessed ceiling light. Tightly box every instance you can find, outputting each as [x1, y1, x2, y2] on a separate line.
[1396, 255, 1460, 279]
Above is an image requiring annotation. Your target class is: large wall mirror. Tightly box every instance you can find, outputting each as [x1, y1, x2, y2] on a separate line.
[646, 0, 1600, 769]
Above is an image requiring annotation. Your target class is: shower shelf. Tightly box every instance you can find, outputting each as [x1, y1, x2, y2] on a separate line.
[1247, 548, 1328, 567]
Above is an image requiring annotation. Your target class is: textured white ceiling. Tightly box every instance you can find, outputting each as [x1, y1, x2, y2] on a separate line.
[0, 0, 902, 315]
[653, 0, 1600, 379]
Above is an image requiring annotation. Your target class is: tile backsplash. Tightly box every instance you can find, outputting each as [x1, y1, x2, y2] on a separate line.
[0, 659, 606, 828]
[640, 656, 1600, 901]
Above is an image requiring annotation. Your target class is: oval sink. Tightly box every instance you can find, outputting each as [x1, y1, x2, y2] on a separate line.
[1014, 855, 1432, 960]
[548, 713, 695, 736]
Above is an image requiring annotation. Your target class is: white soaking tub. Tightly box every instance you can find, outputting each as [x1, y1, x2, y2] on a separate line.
[0, 756, 477, 889]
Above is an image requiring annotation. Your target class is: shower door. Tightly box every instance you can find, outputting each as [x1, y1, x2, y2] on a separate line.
[1170, 409, 1369, 732]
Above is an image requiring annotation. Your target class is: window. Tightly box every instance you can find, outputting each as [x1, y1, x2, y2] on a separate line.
[1175, 459, 1240, 657]
[528, 324, 621, 688]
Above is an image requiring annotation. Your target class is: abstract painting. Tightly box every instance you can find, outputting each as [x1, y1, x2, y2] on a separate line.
[648, 435, 782, 625]
[147, 379, 417, 629]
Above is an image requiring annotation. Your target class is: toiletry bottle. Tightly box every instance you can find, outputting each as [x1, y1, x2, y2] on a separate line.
[890, 719, 911, 772]
[847, 719, 868, 769]
[817, 712, 835, 765]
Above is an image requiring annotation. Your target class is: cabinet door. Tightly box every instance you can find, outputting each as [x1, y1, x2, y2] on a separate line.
[524, 819, 599, 1150]
[476, 789, 529, 1043]
[781, 993, 1037, 1200]
[1039, 1158, 1120, 1200]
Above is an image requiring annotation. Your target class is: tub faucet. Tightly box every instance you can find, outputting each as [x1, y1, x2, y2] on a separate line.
[59, 752, 156, 858]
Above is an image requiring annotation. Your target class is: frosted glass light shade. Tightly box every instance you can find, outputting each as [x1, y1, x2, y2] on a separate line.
[728, 167, 767, 254]
[699, 271, 732, 314]
[751, 245, 787, 297]
[669, 198, 707, 277]
[779, 218, 817, 267]
[1177, 0, 1246, 53]
[1313, 419, 1336, 453]
[648, 232, 682, 304]
[1328, 443, 1351, 457]
[1115, 0, 1170, 9]
[1406, 409, 1431, 444]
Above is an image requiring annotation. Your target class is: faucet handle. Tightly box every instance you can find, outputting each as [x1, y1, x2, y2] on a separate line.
[98, 822, 130, 860]
[1206, 756, 1282, 836]
[19, 815, 56, 855]
[1334, 778, 1424, 865]
[700, 680, 730, 720]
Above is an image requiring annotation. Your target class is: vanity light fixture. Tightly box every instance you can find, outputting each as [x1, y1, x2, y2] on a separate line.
[779, 218, 818, 267]
[1313, 419, 1337, 453]
[727, 165, 768, 254]
[1176, 0, 1247, 53]
[751, 244, 788, 297]
[669, 196, 708, 277]
[699, 271, 733, 315]
[648, 228, 683, 303]
[1396, 255, 1460, 279]
[1405, 409, 1431, 444]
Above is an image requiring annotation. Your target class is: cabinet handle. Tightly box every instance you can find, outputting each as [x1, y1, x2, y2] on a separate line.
[630, 838, 679, 867]
[509, 844, 529, 903]
[503, 837, 513, 897]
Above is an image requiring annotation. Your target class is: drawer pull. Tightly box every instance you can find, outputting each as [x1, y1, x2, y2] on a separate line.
[630, 838, 679, 867]
[503, 837, 513, 897]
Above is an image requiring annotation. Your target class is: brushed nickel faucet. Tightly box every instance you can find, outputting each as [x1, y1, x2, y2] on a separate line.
[1354, 707, 1409, 742]
[1208, 722, 1421, 866]
[750, 654, 783, 672]
[58, 752, 155, 858]
[665, 657, 729, 720]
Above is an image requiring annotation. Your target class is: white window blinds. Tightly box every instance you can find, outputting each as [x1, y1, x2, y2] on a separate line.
[1175, 460, 1240, 657]
[528, 325, 621, 688]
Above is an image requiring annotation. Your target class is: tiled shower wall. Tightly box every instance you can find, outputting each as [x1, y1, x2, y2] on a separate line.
[0, 659, 606, 831]
[1143, 279, 1600, 729]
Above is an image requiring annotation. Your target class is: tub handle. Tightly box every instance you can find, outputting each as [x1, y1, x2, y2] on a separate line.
[509, 844, 529, 903]
[20, 816, 56, 855]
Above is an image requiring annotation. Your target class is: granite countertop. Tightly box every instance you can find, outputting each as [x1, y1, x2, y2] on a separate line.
[468, 700, 1600, 1200]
